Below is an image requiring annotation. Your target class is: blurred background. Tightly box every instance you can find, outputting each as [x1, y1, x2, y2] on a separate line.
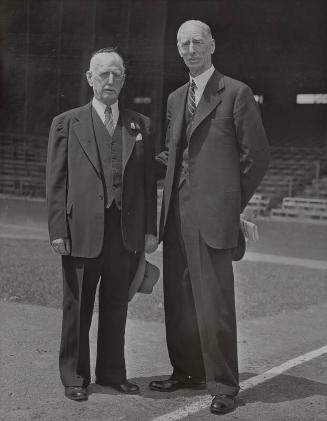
[0, 0, 327, 215]
[1, 4, 326, 418]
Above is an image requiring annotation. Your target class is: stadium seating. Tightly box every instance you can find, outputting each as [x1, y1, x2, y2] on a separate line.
[0, 135, 47, 197]
[1, 133, 326, 226]
[244, 147, 327, 221]
[271, 197, 327, 222]
[301, 177, 327, 199]
[245, 194, 270, 217]
[260, 148, 323, 191]
[256, 147, 325, 199]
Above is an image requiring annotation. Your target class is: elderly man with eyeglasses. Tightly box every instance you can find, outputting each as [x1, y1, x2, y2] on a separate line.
[46, 48, 158, 401]
[151, 20, 270, 415]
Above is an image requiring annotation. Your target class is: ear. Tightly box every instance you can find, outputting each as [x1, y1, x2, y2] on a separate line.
[211, 38, 216, 54]
[86, 70, 93, 87]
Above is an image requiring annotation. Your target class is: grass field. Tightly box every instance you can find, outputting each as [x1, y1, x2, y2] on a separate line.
[246, 219, 327, 260]
[0, 231, 326, 323]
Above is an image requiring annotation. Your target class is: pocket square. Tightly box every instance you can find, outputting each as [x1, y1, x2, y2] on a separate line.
[136, 133, 143, 141]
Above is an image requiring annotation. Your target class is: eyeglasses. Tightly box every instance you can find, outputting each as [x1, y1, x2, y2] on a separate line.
[178, 39, 206, 52]
[98, 71, 125, 82]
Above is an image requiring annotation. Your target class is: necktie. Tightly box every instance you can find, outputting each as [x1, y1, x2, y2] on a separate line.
[187, 80, 197, 118]
[104, 106, 115, 136]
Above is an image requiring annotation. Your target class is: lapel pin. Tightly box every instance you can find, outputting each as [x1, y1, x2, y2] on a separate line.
[130, 121, 141, 131]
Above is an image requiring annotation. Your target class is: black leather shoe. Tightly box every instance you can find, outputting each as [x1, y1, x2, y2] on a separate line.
[210, 395, 236, 414]
[149, 378, 206, 392]
[64, 386, 88, 401]
[96, 379, 140, 395]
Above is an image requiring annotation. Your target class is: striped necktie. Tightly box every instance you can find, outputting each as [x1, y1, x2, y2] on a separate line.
[187, 79, 197, 118]
[104, 106, 115, 136]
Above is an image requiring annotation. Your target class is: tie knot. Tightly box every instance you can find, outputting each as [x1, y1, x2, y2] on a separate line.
[105, 106, 112, 116]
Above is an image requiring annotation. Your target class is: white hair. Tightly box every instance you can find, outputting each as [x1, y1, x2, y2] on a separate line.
[89, 50, 125, 73]
[177, 20, 212, 43]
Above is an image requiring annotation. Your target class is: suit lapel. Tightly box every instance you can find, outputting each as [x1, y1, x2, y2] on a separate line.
[172, 84, 188, 145]
[72, 102, 101, 176]
[190, 70, 225, 138]
[121, 110, 136, 175]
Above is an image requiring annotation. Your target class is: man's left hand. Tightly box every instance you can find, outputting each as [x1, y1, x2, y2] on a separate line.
[145, 234, 158, 254]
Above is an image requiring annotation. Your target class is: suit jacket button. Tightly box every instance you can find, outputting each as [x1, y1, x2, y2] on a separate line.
[99, 195, 103, 200]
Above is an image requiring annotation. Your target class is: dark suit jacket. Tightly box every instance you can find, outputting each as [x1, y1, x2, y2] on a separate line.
[46, 102, 157, 258]
[159, 70, 270, 249]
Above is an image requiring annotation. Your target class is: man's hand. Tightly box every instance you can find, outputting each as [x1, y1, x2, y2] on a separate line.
[145, 234, 158, 254]
[51, 238, 71, 255]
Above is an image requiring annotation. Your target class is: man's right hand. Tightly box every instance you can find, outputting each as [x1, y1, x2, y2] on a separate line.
[51, 238, 71, 255]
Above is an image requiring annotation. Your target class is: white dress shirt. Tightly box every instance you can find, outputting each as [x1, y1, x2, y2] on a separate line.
[92, 97, 120, 129]
[190, 65, 215, 106]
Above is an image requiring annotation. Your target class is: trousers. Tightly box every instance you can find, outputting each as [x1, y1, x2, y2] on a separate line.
[163, 179, 240, 396]
[59, 204, 133, 386]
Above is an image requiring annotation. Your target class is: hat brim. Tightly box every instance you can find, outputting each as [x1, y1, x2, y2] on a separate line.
[231, 228, 246, 261]
[128, 252, 160, 301]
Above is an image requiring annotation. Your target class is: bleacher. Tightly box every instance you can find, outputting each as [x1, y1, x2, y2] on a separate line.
[245, 146, 327, 221]
[271, 197, 327, 222]
[1, 135, 327, 224]
[256, 147, 325, 199]
[245, 194, 270, 217]
[301, 176, 327, 199]
[0, 134, 47, 197]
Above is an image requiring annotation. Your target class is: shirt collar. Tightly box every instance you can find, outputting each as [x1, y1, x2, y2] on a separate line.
[92, 97, 119, 121]
[189, 65, 215, 90]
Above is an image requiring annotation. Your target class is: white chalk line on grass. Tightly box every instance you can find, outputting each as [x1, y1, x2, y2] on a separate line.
[155, 244, 327, 270]
[0, 223, 49, 240]
[0, 223, 47, 233]
[244, 252, 327, 270]
[1, 225, 326, 270]
[0, 233, 49, 241]
[153, 344, 327, 421]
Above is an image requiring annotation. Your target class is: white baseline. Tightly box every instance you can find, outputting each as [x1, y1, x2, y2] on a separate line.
[153, 344, 327, 421]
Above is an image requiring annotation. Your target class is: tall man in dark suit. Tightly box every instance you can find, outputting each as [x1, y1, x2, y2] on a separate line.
[150, 21, 270, 414]
[46, 48, 157, 401]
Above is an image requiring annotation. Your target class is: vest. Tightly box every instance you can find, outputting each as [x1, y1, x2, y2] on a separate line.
[92, 108, 123, 209]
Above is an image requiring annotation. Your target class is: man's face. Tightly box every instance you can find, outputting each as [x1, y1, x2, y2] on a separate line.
[86, 53, 125, 105]
[177, 22, 215, 77]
